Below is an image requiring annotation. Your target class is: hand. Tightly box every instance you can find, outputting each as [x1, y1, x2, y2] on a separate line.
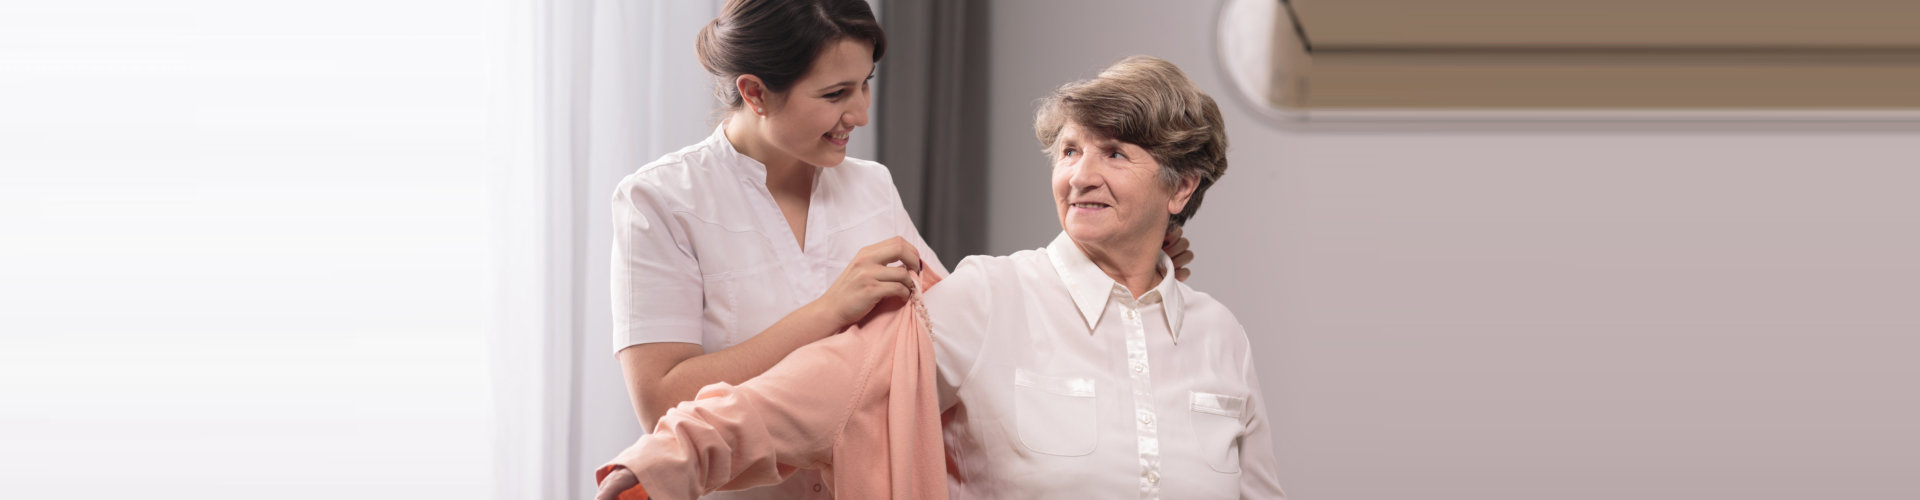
[1163, 225, 1193, 282]
[809, 236, 924, 328]
[597, 467, 640, 500]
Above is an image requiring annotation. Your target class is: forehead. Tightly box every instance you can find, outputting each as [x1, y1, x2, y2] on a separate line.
[797, 38, 875, 84]
[1055, 121, 1138, 150]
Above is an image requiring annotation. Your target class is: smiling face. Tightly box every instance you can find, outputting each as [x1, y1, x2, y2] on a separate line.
[757, 38, 874, 168]
[1051, 121, 1197, 255]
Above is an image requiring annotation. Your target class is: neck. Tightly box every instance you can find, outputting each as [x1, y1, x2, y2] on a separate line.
[723, 114, 816, 196]
[1079, 233, 1166, 299]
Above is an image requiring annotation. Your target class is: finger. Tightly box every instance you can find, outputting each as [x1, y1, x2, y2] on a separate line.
[1164, 237, 1189, 257]
[1175, 267, 1192, 282]
[1173, 249, 1195, 268]
[1163, 224, 1184, 247]
[882, 280, 913, 300]
[864, 237, 922, 272]
[870, 265, 914, 288]
[891, 237, 923, 272]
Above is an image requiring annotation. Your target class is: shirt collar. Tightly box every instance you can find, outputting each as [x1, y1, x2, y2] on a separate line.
[708, 123, 768, 183]
[1045, 232, 1186, 341]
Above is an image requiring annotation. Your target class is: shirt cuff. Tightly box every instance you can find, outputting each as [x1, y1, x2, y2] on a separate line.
[594, 464, 650, 500]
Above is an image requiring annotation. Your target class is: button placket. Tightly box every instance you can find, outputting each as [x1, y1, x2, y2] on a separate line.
[1120, 293, 1161, 499]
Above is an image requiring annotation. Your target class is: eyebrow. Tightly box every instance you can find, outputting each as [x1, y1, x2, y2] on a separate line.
[814, 70, 878, 93]
[814, 80, 857, 93]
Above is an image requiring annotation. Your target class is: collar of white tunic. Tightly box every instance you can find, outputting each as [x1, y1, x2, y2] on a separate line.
[1043, 231, 1186, 341]
[701, 123, 774, 184]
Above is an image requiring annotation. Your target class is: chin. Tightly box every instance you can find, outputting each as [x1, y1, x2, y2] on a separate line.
[1063, 224, 1107, 245]
[811, 151, 847, 167]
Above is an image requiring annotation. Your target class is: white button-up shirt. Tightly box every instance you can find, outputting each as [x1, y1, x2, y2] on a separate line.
[928, 233, 1287, 499]
[610, 125, 943, 499]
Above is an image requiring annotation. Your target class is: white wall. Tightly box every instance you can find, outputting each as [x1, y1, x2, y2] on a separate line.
[982, 1, 1920, 498]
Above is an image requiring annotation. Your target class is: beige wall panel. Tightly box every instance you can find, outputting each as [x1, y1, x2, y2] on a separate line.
[1302, 50, 1920, 108]
[1294, 0, 1920, 47]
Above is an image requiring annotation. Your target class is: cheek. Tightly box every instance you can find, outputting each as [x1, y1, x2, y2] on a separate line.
[780, 106, 830, 138]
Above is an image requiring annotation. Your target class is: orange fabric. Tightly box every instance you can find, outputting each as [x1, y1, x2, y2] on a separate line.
[591, 467, 650, 500]
[594, 268, 947, 500]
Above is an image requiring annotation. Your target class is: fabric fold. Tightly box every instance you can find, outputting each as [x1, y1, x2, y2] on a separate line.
[596, 268, 947, 500]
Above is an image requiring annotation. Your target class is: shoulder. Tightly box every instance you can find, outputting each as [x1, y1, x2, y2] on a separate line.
[612, 140, 732, 211]
[832, 155, 896, 183]
[1175, 283, 1254, 346]
[1177, 284, 1239, 325]
[931, 249, 1055, 298]
[952, 249, 1052, 278]
[820, 156, 903, 202]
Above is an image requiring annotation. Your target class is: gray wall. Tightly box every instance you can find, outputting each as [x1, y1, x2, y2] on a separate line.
[980, 1, 1920, 498]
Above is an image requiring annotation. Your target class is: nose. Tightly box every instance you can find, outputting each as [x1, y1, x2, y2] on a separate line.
[845, 87, 870, 128]
[1066, 155, 1102, 192]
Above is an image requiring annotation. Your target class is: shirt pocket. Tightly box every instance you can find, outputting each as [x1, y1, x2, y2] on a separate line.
[1013, 368, 1099, 457]
[1189, 391, 1248, 474]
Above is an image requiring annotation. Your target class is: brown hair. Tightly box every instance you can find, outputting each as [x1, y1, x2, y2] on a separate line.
[695, 0, 887, 109]
[1035, 56, 1228, 226]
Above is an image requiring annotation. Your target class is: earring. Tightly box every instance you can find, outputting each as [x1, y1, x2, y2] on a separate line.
[756, 107, 764, 114]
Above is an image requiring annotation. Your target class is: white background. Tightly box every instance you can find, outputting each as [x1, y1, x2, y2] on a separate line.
[2, 2, 495, 498]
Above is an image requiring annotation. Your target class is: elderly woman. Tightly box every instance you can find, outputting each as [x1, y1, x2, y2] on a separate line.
[599, 56, 1285, 499]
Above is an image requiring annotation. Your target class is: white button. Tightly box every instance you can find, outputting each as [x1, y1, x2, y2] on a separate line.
[1147, 471, 1160, 485]
[1140, 414, 1153, 425]
[1125, 309, 1137, 320]
[1132, 364, 1144, 374]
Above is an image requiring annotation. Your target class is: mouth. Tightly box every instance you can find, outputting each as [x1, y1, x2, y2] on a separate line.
[1068, 202, 1111, 211]
[824, 130, 850, 147]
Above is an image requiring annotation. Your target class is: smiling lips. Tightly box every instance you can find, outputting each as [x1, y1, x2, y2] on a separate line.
[1070, 202, 1111, 211]
[825, 130, 850, 147]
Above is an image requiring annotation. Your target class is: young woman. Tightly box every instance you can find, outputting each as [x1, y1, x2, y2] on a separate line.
[610, 2, 1192, 498]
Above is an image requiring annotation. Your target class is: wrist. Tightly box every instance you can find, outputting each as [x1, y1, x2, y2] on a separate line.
[799, 300, 849, 337]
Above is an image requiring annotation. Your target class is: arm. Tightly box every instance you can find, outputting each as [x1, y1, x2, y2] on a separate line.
[599, 268, 944, 500]
[925, 257, 997, 411]
[618, 236, 928, 429]
[1237, 348, 1288, 499]
[617, 304, 840, 429]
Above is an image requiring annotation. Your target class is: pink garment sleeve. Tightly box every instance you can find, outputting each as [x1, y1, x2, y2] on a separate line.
[595, 269, 947, 500]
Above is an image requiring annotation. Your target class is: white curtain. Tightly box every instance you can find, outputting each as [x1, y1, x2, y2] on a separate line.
[495, 2, 891, 498]
[2, 1, 502, 498]
[491, 1, 727, 499]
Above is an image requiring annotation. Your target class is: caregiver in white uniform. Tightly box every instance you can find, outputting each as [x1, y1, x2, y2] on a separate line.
[611, 1, 932, 498]
[610, 2, 1191, 499]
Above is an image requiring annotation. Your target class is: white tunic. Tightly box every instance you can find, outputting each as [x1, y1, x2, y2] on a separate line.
[609, 125, 943, 499]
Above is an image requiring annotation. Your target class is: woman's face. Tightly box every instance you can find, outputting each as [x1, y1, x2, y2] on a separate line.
[1050, 121, 1194, 255]
[759, 38, 874, 168]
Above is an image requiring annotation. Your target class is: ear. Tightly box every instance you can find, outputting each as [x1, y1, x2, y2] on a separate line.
[735, 74, 769, 113]
[1167, 172, 1201, 216]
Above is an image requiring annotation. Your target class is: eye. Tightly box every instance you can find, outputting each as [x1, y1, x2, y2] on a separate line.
[824, 89, 847, 99]
[1061, 146, 1079, 157]
[1106, 150, 1126, 159]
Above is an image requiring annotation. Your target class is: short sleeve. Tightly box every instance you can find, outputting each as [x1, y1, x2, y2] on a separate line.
[867, 162, 948, 278]
[924, 256, 997, 410]
[892, 194, 949, 278]
[609, 176, 704, 352]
